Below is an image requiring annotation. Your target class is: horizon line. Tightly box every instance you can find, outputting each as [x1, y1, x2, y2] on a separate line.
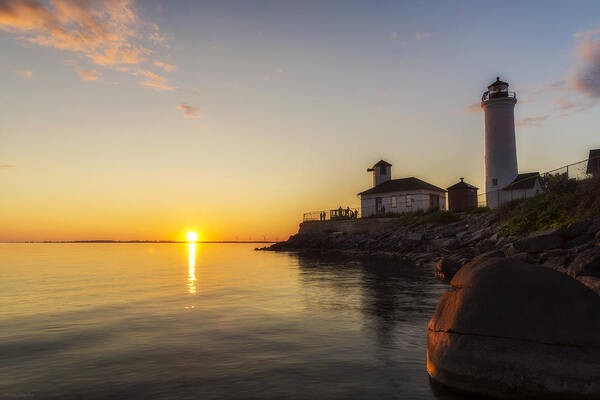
[0, 240, 277, 244]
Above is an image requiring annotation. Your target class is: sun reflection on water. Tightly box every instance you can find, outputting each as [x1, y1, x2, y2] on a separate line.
[188, 243, 196, 294]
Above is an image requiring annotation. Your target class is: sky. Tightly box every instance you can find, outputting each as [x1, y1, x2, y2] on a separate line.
[1, 0, 600, 242]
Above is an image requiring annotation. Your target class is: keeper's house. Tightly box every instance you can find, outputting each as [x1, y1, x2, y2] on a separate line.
[358, 160, 446, 217]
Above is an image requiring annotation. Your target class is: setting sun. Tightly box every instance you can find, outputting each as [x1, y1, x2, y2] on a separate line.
[186, 231, 198, 242]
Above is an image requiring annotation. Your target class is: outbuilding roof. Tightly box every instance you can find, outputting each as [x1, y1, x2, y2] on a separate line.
[502, 172, 540, 190]
[586, 149, 600, 174]
[358, 177, 446, 196]
[447, 178, 478, 191]
[373, 160, 392, 168]
[488, 76, 509, 88]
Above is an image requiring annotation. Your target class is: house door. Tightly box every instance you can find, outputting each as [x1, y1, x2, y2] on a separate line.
[376, 197, 383, 214]
[429, 194, 439, 210]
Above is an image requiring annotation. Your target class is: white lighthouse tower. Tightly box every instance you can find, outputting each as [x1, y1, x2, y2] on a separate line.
[481, 77, 518, 208]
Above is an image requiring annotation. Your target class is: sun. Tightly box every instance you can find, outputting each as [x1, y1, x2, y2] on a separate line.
[186, 231, 198, 242]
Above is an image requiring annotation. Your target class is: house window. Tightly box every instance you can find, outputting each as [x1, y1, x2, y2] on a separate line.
[406, 195, 412, 207]
[379, 166, 387, 175]
[391, 196, 397, 208]
[492, 178, 498, 186]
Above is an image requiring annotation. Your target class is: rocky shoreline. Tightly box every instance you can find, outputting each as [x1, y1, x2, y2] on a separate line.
[260, 213, 600, 292]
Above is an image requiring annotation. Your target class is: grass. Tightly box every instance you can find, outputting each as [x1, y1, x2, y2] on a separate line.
[498, 174, 600, 237]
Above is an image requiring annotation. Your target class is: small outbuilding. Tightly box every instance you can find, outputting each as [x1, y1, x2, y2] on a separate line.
[358, 160, 447, 217]
[587, 149, 600, 176]
[447, 178, 478, 211]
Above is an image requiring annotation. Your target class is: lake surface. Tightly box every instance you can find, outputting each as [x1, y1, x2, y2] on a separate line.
[0, 243, 462, 399]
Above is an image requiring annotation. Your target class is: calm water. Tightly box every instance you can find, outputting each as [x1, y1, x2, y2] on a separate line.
[0, 243, 460, 399]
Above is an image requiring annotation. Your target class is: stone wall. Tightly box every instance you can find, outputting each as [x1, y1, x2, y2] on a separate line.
[298, 218, 399, 235]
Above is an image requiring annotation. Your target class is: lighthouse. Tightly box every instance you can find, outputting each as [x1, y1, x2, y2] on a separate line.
[481, 77, 518, 208]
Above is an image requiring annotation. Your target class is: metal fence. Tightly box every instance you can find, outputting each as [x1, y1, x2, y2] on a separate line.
[476, 156, 600, 207]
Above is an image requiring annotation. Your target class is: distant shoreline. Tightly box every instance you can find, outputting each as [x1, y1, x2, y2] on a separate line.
[1, 240, 277, 244]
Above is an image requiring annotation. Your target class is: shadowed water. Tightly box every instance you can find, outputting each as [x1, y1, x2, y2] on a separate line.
[0, 243, 462, 399]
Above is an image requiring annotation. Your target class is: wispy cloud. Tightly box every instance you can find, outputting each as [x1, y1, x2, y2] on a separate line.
[136, 69, 165, 82]
[19, 68, 33, 78]
[177, 103, 201, 118]
[77, 69, 99, 81]
[573, 27, 600, 39]
[415, 32, 431, 40]
[153, 60, 176, 72]
[516, 115, 550, 127]
[140, 80, 176, 91]
[0, 0, 175, 89]
[390, 31, 398, 40]
[0, 164, 14, 168]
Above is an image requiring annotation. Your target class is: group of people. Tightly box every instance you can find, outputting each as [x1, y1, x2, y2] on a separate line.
[319, 206, 359, 221]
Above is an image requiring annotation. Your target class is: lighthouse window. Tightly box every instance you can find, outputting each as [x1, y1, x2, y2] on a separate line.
[391, 196, 397, 208]
[492, 178, 498, 186]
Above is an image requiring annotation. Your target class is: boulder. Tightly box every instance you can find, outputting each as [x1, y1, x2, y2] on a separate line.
[566, 234, 595, 249]
[542, 255, 569, 272]
[506, 252, 538, 264]
[435, 257, 462, 280]
[577, 276, 600, 296]
[475, 239, 496, 255]
[427, 257, 600, 399]
[567, 247, 600, 278]
[512, 228, 563, 253]
[564, 220, 592, 240]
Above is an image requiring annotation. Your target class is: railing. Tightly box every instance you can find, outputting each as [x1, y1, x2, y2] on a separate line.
[476, 155, 600, 207]
[303, 207, 361, 222]
[302, 195, 447, 222]
[481, 91, 517, 102]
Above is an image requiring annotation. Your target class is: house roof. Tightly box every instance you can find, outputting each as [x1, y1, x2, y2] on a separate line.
[373, 160, 392, 168]
[502, 172, 540, 190]
[358, 177, 446, 196]
[488, 76, 509, 88]
[447, 178, 478, 191]
[586, 149, 600, 174]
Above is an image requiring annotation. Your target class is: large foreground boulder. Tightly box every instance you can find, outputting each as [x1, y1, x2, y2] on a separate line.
[427, 257, 600, 399]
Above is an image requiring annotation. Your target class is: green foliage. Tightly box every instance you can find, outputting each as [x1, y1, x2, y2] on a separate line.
[499, 174, 600, 237]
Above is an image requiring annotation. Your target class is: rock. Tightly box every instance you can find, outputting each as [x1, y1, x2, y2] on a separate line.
[512, 228, 563, 253]
[506, 252, 538, 264]
[472, 249, 505, 263]
[475, 239, 495, 255]
[428, 257, 600, 399]
[542, 256, 568, 273]
[577, 276, 600, 296]
[405, 232, 423, 241]
[587, 217, 600, 236]
[564, 220, 592, 240]
[567, 247, 600, 278]
[566, 234, 595, 249]
[543, 248, 567, 258]
[429, 238, 461, 251]
[435, 257, 462, 280]
[503, 243, 518, 257]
